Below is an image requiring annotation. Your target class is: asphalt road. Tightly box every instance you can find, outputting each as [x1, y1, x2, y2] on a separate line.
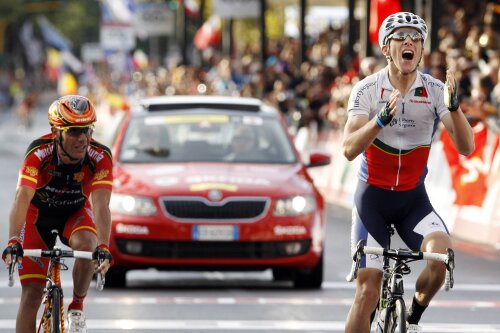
[0, 107, 499, 332]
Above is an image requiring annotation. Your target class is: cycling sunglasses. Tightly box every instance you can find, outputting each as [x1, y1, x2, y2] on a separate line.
[387, 31, 423, 42]
[59, 125, 94, 136]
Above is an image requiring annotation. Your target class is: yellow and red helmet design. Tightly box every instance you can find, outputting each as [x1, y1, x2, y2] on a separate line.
[48, 95, 96, 128]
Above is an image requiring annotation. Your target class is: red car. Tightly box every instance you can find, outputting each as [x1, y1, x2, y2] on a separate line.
[104, 95, 330, 288]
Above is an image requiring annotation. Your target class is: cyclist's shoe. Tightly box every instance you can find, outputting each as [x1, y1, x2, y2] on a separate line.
[407, 323, 422, 333]
[68, 309, 87, 333]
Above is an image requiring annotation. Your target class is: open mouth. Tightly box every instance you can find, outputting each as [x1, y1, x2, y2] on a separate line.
[402, 50, 414, 61]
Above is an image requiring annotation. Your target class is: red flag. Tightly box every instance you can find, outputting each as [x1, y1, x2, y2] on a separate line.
[193, 15, 221, 50]
[441, 124, 488, 206]
[181, 0, 199, 18]
[369, 0, 402, 45]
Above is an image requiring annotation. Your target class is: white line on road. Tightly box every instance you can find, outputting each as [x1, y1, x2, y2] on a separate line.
[323, 281, 500, 292]
[0, 296, 499, 308]
[2, 279, 500, 292]
[0, 320, 499, 332]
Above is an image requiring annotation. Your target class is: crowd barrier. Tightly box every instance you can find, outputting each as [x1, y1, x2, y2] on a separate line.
[300, 125, 500, 251]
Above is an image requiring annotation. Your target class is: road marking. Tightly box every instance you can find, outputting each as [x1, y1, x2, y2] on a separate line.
[0, 296, 499, 308]
[323, 281, 500, 292]
[0, 320, 499, 331]
[3, 279, 500, 292]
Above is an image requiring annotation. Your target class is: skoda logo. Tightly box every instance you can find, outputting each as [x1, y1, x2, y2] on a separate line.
[208, 190, 223, 201]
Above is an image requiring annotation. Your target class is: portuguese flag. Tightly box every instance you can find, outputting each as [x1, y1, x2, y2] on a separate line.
[414, 87, 428, 97]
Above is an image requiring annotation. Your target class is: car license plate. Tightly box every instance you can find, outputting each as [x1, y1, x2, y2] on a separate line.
[192, 225, 239, 241]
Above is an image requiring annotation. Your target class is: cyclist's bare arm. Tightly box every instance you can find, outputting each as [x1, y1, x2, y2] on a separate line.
[343, 115, 374, 160]
[5, 186, 35, 266]
[90, 188, 112, 274]
[440, 110, 474, 156]
[343, 90, 400, 161]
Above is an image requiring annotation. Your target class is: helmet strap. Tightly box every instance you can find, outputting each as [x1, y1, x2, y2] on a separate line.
[56, 131, 83, 162]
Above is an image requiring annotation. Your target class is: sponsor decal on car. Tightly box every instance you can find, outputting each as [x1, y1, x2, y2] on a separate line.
[154, 176, 179, 187]
[190, 183, 237, 192]
[187, 175, 271, 186]
[116, 223, 150, 235]
[274, 225, 307, 235]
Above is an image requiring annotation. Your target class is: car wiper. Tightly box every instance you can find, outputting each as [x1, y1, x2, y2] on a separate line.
[140, 148, 171, 157]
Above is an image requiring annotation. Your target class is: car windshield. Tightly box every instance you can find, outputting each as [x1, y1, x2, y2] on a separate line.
[118, 112, 297, 164]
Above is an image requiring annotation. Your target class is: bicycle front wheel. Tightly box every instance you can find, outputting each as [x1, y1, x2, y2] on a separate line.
[49, 288, 62, 333]
[383, 298, 406, 333]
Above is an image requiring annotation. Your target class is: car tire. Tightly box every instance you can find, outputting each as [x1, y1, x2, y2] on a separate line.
[104, 268, 127, 288]
[292, 253, 323, 289]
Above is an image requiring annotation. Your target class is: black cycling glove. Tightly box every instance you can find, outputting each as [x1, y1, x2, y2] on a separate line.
[2, 239, 23, 263]
[444, 78, 459, 112]
[93, 244, 113, 264]
[376, 102, 393, 128]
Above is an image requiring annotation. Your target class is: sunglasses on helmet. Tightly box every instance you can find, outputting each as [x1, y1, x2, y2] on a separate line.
[387, 31, 423, 43]
[59, 125, 94, 136]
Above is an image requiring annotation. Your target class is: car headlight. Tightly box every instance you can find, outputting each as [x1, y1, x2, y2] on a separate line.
[273, 195, 316, 216]
[110, 194, 158, 216]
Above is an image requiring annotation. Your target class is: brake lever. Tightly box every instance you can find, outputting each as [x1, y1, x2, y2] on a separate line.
[445, 248, 455, 290]
[95, 257, 105, 291]
[8, 254, 18, 287]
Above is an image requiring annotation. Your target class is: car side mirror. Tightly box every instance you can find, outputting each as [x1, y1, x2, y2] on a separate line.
[306, 152, 331, 168]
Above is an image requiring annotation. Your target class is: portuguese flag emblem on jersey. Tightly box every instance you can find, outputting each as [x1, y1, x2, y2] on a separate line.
[415, 87, 428, 97]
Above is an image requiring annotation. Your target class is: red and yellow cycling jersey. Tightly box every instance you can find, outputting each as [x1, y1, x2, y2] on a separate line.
[18, 133, 113, 217]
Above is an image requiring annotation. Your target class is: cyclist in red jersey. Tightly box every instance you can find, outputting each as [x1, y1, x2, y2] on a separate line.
[343, 12, 474, 333]
[2, 95, 114, 333]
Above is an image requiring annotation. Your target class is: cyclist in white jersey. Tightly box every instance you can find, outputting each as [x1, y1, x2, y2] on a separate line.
[342, 12, 474, 333]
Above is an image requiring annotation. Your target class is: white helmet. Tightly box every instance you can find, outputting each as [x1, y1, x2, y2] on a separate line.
[378, 12, 428, 48]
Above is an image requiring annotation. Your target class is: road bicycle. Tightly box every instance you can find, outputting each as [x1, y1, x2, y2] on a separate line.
[8, 230, 106, 333]
[346, 225, 455, 333]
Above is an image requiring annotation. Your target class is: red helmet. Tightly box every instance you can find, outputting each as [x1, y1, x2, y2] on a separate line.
[48, 95, 96, 128]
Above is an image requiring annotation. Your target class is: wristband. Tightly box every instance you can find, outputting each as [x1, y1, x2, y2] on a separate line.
[8, 236, 22, 244]
[375, 115, 385, 128]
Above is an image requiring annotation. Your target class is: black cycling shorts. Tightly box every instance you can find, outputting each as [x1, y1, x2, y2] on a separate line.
[351, 181, 449, 270]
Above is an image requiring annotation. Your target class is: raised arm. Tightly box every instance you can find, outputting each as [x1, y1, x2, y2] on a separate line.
[441, 70, 475, 156]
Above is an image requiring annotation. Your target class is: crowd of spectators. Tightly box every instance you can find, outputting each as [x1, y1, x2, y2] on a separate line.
[1, 1, 499, 138]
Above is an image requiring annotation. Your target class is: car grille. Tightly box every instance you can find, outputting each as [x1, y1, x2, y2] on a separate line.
[161, 197, 269, 221]
[116, 239, 311, 259]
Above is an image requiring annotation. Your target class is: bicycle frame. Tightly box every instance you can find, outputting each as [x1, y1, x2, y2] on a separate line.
[39, 249, 66, 333]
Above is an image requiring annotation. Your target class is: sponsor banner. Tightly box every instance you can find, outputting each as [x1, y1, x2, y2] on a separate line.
[100, 24, 135, 51]
[133, 3, 175, 36]
[212, 0, 259, 18]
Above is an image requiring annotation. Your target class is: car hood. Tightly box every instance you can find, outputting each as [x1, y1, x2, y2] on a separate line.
[113, 162, 314, 197]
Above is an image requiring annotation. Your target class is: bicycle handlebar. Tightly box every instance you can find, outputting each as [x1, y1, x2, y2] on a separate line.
[346, 241, 455, 291]
[8, 248, 105, 290]
[23, 249, 94, 260]
[362, 246, 450, 263]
